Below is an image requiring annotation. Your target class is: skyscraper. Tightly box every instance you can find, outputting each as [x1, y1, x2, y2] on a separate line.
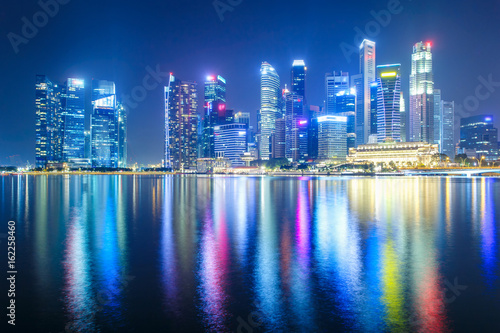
[376, 64, 401, 143]
[359, 39, 376, 145]
[272, 117, 286, 159]
[291, 60, 306, 100]
[460, 115, 498, 161]
[325, 71, 349, 114]
[164, 74, 198, 170]
[433, 89, 442, 146]
[409, 41, 434, 143]
[214, 123, 247, 167]
[285, 93, 307, 161]
[35, 75, 61, 168]
[60, 78, 86, 162]
[317, 115, 347, 161]
[202, 75, 226, 158]
[335, 90, 356, 152]
[400, 92, 406, 142]
[91, 80, 118, 168]
[351, 73, 363, 146]
[259, 62, 280, 160]
[441, 101, 455, 158]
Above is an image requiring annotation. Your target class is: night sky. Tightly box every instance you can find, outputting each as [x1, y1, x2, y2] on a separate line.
[1, 0, 499, 166]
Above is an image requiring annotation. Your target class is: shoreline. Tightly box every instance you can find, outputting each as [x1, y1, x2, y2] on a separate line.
[2, 170, 500, 177]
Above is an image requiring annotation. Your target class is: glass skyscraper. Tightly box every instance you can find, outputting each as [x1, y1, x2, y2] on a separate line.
[164, 74, 198, 170]
[285, 93, 307, 161]
[214, 123, 247, 167]
[400, 92, 406, 142]
[409, 41, 434, 143]
[291, 60, 306, 100]
[325, 71, 349, 115]
[359, 39, 376, 145]
[60, 78, 86, 162]
[441, 101, 455, 158]
[335, 90, 356, 153]
[376, 64, 401, 143]
[433, 89, 442, 146]
[351, 73, 363, 146]
[202, 75, 226, 158]
[259, 62, 280, 160]
[35, 75, 61, 168]
[317, 115, 347, 161]
[117, 103, 128, 168]
[460, 115, 498, 161]
[91, 80, 118, 168]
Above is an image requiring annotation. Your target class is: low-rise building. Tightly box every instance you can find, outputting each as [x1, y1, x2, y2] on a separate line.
[348, 142, 439, 166]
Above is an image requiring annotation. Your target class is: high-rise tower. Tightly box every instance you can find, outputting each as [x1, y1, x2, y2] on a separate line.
[376, 64, 402, 143]
[409, 41, 434, 143]
[91, 79, 118, 168]
[259, 62, 280, 160]
[164, 74, 198, 170]
[358, 39, 376, 145]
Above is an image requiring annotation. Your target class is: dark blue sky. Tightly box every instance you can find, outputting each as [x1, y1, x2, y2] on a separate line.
[1, 0, 499, 165]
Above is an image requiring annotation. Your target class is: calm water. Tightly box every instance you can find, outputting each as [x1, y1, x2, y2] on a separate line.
[1, 175, 500, 332]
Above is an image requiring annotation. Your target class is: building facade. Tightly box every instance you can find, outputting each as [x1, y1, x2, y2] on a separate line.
[409, 42, 434, 143]
[91, 80, 118, 168]
[164, 74, 198, 171]
[318, 115, 347, 161]
[291, 60, 306, 101]
[335, 90, 356, 152]
[460, 115, 498, 161]
[440, 100, 455, 158]
[348, 142, 439, 166]
[202, 75, 226, 158]
[259, 62, 280, 160]
[325, 71, 349, 114]
[214, 123, 247, 167]
[376, 64, 401, 143]
[359, 39, 376, 145]
[60, 78, 86, 162]
[35, 75, 61, 168]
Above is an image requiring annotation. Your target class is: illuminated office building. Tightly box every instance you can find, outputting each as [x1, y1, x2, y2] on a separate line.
[259, 62, 280, 160]
[117, 103, 127, 168]
[335, 90, 356, 152]
[285, 93, 307, 161]
[433, 89, 442, 145]
[318, 115, 348, 161]
[214, 123, 247, 167]
[91, 80, 118, 168]
[400, 92, 406, 142]
[376, 64, 401, 143]
[325, 71, 349, 114]
[202, 75, 226, 158]
[60, 78, 86, 162]
[440, 101, 455, 158]
[35, 75, 61, 168]
[291, 60, 306, 101]
[358, 39, 376, 145]
[460, 115, 498, 161]
[164, 74, 198, 170]
[409, 41, 434, 143]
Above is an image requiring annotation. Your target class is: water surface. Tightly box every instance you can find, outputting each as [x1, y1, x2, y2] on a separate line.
[1, 175, 499, 332]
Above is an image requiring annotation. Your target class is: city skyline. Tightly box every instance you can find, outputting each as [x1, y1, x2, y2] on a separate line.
[2, 0, 500, 165]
